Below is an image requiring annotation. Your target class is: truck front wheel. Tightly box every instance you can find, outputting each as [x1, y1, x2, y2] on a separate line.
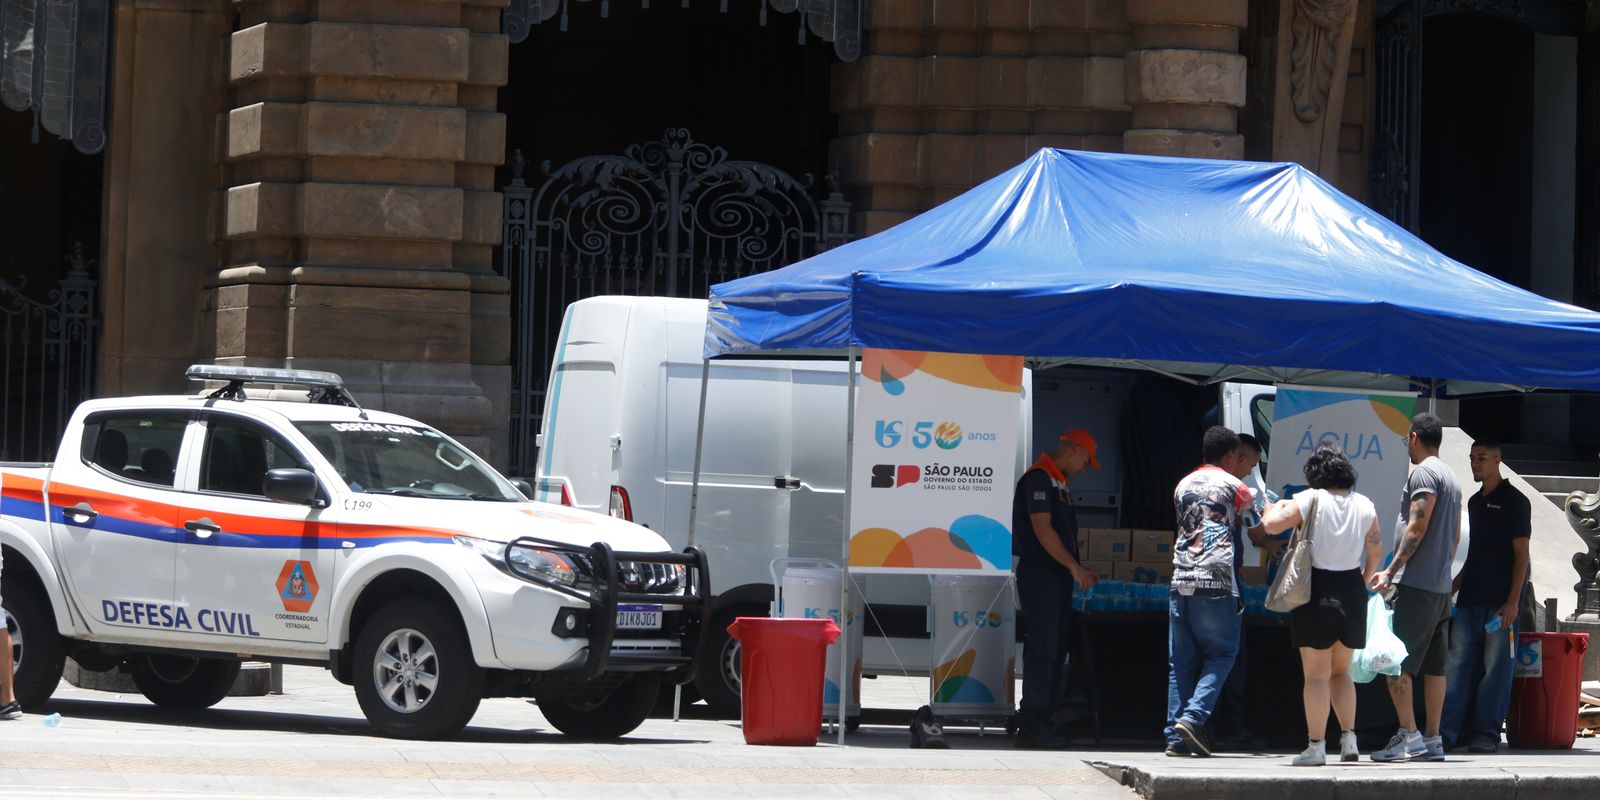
[537, 674, 659, 739]
[352, 599, 483, 740]
[2, 581, 66, 708]
[130, 655, 240, 710]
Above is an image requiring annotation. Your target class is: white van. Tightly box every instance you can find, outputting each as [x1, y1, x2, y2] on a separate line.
[535, 296, 1274, 714]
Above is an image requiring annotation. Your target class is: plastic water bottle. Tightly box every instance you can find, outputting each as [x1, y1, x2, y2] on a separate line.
[42, 712, 61, 728]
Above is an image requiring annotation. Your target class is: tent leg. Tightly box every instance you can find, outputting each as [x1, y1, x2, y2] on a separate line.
[681, 357, 712, 723]
[839, 346, 858, 747]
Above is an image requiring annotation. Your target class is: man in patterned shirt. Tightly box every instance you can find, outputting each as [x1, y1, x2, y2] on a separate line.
[1165, 426, 1251, 757]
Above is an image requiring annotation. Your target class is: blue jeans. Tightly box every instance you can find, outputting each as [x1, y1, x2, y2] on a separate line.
[1441, 604, 1516, 747]
[1165, 593, 1242, 744]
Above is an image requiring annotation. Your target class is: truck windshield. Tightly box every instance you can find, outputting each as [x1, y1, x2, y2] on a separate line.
[294, 421, 522, 501]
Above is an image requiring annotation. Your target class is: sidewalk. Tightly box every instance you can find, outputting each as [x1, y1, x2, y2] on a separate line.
[0, 668, 1594, 799]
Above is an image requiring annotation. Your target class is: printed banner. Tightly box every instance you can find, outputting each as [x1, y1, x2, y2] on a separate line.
[848, 349, 1024, 574]
[1263, 386, 1419, 562]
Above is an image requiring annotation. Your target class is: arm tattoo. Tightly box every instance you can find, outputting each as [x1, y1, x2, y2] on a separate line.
[1409, 496, 1429, 522]
[1399, 532, 1422, 559]
[1365, 526, 1380, 546]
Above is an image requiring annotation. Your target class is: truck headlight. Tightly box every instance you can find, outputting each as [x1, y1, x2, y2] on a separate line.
[455, 535, 578, 587]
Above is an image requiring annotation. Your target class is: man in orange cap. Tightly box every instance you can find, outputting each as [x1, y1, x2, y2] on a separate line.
[1011, 428, 1100, 748]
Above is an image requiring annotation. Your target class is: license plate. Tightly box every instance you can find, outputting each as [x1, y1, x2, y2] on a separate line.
[616, 604, 663, 631]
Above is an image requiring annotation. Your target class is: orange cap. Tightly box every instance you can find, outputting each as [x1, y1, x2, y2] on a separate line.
[1061, 429, 1101, 469]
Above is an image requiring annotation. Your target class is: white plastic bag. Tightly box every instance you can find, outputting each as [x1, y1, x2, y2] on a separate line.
[1350, 593, 1407, 683]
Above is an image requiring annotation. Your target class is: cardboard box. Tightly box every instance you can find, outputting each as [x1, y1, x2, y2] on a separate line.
[1114, 561, 1174, 584]
[1083, 528, 1131, 562]
[1239, 565, 1270, 586]
[1078, 560, 1115, 582]
[1130, 530, 1175, 562]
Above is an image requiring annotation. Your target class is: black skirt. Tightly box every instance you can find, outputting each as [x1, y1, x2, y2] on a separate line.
[1289, 568, 1368, 650]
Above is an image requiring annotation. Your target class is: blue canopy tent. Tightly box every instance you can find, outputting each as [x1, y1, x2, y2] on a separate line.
[705, 148, 1600, 396]
[688, 149, 1600, 742]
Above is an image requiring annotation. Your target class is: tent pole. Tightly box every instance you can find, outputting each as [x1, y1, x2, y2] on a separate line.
[680, 357, 712, 723]
[839, 346, 858, 747]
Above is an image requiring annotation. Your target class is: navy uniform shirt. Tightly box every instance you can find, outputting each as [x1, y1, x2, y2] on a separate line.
[1012, 455, 1077, 572]
[1459, 480, 1531, 607]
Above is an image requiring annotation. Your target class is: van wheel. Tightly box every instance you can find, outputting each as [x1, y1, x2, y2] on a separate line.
[2, 581, 66, 708]
[694, 604, 761, 718]
[538, 675, 659, 739]
[130, 655, 240, 710]
[352, 599, 482, 740]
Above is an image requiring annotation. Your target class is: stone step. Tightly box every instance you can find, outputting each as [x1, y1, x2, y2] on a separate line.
[1523, 474, 1600, 495]
[1543, 491, 1574, 509]
[1501, 443, 1599, 461]
[1504, 459, 1600, 477]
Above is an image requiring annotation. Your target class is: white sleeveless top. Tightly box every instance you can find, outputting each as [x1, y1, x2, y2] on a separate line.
[1293, 488, 1376, 572]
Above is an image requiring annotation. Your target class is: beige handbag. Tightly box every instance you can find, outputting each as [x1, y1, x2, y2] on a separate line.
[1266, 490, 1319, 613]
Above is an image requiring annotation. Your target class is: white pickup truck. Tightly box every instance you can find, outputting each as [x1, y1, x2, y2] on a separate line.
[0, 365, 708, 740]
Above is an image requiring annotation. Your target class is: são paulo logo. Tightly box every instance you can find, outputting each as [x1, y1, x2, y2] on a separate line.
[870, 464, 921, 489]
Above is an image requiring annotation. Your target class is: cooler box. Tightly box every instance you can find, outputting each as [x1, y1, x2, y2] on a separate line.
[727, 617, 840, 746]
[929, 574, 1016, 717]
[776, 563, 863, 721]
[1507, 632, 1589, 749]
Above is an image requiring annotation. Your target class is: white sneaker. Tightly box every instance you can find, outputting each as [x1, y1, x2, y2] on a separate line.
[1370, 728, 1425, 762]
[1292, 739, 1327, 766]
[1421, 735, 1445, 762]
[1339, 731, 1359, 763]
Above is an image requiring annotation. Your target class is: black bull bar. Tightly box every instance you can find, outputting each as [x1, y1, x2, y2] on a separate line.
[506, 537, 710, 681]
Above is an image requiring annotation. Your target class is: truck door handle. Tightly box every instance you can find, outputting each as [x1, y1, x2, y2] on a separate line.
[185, 518, 221, 538]
[63, 502, 98, 523]
[773, 476, 801, 490]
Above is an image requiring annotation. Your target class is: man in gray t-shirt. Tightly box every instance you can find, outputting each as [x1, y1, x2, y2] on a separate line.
[1395, 456, 1462, 594]
[1369, 413, 1462, 763]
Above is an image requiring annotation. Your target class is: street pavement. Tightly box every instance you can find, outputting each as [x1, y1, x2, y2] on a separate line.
[0, 668, 1594, 799]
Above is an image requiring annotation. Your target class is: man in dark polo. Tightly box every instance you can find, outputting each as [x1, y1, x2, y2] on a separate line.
[1012, 428, 1100, 749]
[1442, 439, 1531, 752]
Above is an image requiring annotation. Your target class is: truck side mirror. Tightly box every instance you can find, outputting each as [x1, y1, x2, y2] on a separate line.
[510, 478, 534, 500]
[264, 468, 321, 506]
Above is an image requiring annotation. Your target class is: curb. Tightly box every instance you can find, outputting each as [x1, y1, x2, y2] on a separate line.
[1089, 760, 1600, 799]
[64, 658, 275, 697]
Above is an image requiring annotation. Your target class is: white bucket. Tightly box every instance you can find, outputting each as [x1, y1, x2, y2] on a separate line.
[929, 574, 1016, 717]
[778, 566, 863, 720]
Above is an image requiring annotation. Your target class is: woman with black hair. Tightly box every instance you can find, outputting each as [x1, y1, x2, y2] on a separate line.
[1262, 442, 1383, 766]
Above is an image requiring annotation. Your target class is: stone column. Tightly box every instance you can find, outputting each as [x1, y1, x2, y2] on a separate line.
[831, 0, 1130, 236]
[100, 0, 236, 396]
[1122, 0, 1248, 159]
[218, 0, 509, 459]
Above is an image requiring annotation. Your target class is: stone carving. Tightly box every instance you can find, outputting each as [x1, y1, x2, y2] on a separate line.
[1289, 0, 1355, 123]
[1563, 489, 1600, 618]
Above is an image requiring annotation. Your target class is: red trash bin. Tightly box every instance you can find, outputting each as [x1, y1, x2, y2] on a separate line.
[727, 617, 840, 746]
[1506, 632, 1589, 749]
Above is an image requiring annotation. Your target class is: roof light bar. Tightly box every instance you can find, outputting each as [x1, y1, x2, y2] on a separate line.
[185, 364, 367, 416]
[186, 364, 345, 390]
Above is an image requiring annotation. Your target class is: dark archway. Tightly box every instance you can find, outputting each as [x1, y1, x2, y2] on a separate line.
[495, 2, 846, 474]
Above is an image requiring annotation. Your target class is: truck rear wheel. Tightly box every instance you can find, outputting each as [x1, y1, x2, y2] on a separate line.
[2, 580, 66, 708]
[130, 655, 240, 710]
[352, 599, 482, 740]
[537, 674, 659, 739]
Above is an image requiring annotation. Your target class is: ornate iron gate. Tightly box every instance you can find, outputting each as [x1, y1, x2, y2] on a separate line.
[499, 128, 852, 475]
[0, 242, 96, 461]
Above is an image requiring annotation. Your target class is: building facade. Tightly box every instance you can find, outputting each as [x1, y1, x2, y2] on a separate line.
[1, 0, 1594, 470]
